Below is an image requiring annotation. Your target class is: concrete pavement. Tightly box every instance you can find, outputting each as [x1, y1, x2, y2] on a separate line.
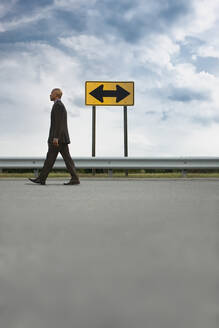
[0, 178, 219, 328]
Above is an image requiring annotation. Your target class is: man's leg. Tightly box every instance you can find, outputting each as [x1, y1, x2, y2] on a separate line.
[39, 143, 59, 181]
[59, 143, 80, 182]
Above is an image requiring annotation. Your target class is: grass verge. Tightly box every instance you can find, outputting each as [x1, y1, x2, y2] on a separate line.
[1, 172, 219, 178]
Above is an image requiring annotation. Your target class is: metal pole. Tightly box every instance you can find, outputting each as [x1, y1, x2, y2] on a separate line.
[124, 106, 128, 176]
[92, 106, 96, 176]
[182, 169, 187, 178]
[34, 169, 39, 178]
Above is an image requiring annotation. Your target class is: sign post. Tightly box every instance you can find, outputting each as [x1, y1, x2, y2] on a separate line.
[92, 105, 96, 176]
[85, 81, 134, 176]
[124, 105, 128, 176]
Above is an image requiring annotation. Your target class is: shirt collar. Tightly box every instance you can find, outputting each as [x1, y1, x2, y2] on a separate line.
[54, 98, 61, 103]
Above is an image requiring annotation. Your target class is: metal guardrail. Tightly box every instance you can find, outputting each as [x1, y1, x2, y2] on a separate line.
[1, 156, 219, 168]
[1, 157, 219, 177]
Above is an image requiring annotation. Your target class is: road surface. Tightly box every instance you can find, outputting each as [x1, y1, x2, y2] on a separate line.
[0, 178, 219, 328]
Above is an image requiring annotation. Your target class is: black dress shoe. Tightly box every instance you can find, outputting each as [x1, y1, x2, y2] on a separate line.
[28, 178, 46, 185]
[63, 180, 80, 185]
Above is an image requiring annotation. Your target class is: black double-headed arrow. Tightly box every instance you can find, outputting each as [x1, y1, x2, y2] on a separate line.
[89, 84, 130, 103]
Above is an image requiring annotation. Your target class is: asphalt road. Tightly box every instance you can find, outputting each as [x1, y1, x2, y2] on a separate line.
[0, 178, 219, 328]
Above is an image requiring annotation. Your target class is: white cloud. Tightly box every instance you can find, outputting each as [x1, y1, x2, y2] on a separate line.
[54, 0, 97, 8]
[172, 0, 219, 40]
[59, 34, 115, 60]
[198, 45, 219, 58]
[182, 123, 219, 156]
[0, 4, 53, 32]
[134, 35, 180, 70]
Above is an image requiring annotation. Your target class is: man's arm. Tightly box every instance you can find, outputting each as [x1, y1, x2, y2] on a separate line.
[53, 103, 64, 146]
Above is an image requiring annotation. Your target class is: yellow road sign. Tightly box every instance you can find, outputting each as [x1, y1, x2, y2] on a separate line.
[85, 81, 134, 106]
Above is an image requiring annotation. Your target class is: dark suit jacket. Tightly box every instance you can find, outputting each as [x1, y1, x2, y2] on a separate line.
[48, 100, 70, 144]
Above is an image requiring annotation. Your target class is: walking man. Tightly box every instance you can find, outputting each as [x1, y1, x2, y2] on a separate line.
[29, 88, 80, 185]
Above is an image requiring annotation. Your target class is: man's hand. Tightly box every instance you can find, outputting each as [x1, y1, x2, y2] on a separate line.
[53, 138, 59, 147]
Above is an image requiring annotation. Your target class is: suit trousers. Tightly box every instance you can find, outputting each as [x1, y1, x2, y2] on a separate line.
[39, 143, 79, 182]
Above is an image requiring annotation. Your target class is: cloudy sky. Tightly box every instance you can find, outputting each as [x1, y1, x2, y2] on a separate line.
[1, 0, 219, 157]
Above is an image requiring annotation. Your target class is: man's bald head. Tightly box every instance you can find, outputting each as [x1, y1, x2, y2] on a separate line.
[50, 88, 63, 101]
